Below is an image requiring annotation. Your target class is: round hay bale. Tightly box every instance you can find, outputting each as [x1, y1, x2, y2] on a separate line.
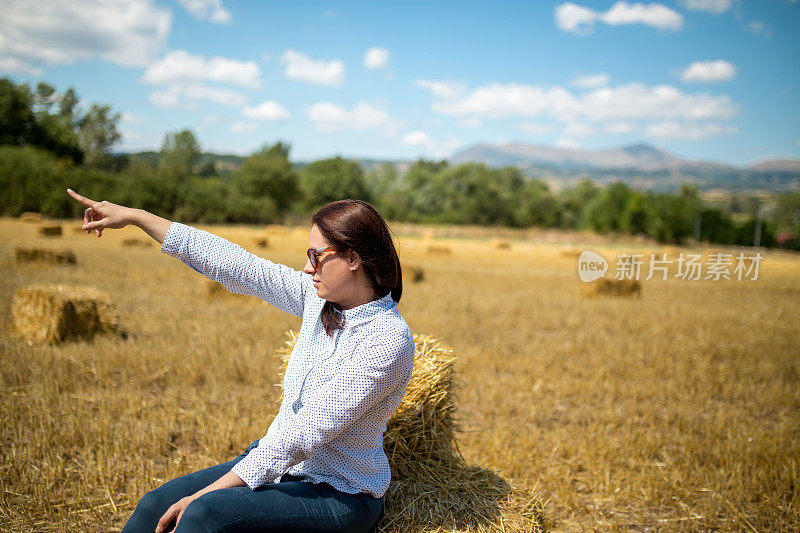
[20, 212, 43, 223]
[254, 237, 269, 248]
[273, 331, 546, 532]
[121, 238, 153, 247]
[406, 265, 425, 283]
[12, 285, 119, 344]
[560, 248, 582, 259]
[14, 248, 77, 265]
[205, 279, 255, 303]
[492, 238, 512, 250]
[38, 224, 63, 237]
[426, 245, 451, 256]
[580, 278, 641, 299]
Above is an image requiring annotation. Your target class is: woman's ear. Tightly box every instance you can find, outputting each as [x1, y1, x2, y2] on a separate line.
[347, 250, 362, 271]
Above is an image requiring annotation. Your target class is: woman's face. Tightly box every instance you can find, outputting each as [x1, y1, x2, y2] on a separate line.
[303, 224, 356, 303]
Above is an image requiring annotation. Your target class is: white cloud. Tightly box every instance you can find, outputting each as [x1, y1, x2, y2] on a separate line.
[121, 112, 144, 123]
[0, 56, 43, 75]
[176, 0, 231, 24]
[242, 101, 291, 121]
[308, 102, 391, 133]
[414, 79, 468, 100]
[364, 47, 390, 70]
[281, 50, 344, 86]
[680, 0, 731, 14]
[555, 3, 598, 34]
[459, 117, 483, 128]
[428, 81, 739, 125]
[150, 84, 247, 108]
[401, 130, 431, 147]
[141, 50, 260, 88]
[604, 122, 636, 134]
[230, 122, 258, 133]
[746, 20, 772, 37]
[572, 72, 610, 88]
[0, 0, 170, 73]
[519, 122, 554, 135]
[555, 1, 683, 34]
[555, 138, 581, 149]
[562, 122, 596, 137]
[681, 60, 737, 83]
[645, 121, 738, 139]
[399, 131, 461, 158]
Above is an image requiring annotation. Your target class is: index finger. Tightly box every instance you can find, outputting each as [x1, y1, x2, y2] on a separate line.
[66, 188, 97, 208]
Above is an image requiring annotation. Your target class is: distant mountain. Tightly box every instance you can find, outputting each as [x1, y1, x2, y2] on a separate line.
[452, 142, 705, 172]
[449, 142, 800, 192]
[747, 158, 800, 172]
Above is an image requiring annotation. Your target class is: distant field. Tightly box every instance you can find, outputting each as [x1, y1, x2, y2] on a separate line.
[1, 216, 798, 531]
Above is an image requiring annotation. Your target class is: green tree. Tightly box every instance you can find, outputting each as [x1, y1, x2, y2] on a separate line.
[558, 179, 599, 229]
[159, 129, 200, 181]
[300, 156, 370, 210]
[232, 142, 299, 215]
[77, 103, 122, 168]
[0, 78, 82, 162]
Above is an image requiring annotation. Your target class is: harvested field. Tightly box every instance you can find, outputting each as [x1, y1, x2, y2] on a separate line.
[0, 217, 798, 531]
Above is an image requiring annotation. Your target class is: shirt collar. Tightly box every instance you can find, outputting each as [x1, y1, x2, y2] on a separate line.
[334, 292, 396, 326]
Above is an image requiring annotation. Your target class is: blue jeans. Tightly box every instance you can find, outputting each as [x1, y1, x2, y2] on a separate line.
[122, 440, 384, 533]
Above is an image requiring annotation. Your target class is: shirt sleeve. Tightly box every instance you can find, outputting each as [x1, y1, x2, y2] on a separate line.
[231, 327, 415, 489]
[160, 221, 310, 318]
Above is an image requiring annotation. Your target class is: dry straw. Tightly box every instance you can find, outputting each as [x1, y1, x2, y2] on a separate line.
[20, 212, 43, 222]
[12, 285, 119, 344]
[559, 249, 582, 259]
[38, 224, 63, 237]
[427, 245, 452, 256]
[274, 331, 545, 532]
[254, 237, 269, 248]
[205, 279, 256, 303]
[121, 238, 153, 247]
[492, 239, 512, 250]
[14, 247, 77, 265]
[580, 278, 641, 299]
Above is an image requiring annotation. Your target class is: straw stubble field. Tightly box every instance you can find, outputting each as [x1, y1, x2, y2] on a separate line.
[1, 217, 798, 531]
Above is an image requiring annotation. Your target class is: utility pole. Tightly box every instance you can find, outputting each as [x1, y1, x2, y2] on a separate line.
[754, 208, 762, 248]
[694, 213, 701, 243]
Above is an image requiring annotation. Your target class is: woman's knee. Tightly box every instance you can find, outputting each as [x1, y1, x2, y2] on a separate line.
[122, 489, 170, 532]
[175, 495, 216, 533]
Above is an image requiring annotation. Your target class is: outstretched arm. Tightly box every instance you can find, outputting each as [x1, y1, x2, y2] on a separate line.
[66, 188, 172, 244]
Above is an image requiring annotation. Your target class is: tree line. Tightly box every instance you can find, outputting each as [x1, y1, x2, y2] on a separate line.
[2, 77, 799, 249]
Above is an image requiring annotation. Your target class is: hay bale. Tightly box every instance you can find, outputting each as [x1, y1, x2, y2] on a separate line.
[205, 279, 254, 302]
[581, 278, 641, 299]
[20, 212, 43, 223]
[426, 245, 451, 256]
[121, 238, 153, 248]
[406, 265, 425, 283]
[12, 285, 119, 344]
[492, 239, 512, 250]
[38, 224, 63, 237]
[274, 332, 545, 532]
[14, 248, 77, 265]
[254, 237, 269, 248]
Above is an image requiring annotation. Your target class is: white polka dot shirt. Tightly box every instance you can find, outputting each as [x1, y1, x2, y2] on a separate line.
[160, 222, 415, 498]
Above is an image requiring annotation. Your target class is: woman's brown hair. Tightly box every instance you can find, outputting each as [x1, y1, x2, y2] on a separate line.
[312, 199, 403, 336]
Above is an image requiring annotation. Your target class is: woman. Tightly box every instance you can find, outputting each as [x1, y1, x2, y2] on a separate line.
[65, 188, 415, 533]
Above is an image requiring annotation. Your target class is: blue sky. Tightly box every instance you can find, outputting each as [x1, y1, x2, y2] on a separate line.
[1, 0, 798, 166]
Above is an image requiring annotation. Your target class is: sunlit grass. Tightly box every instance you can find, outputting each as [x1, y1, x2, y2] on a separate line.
[1, 217, 798, 531]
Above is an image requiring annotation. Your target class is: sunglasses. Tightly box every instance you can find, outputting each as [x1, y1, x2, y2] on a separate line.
[306, 246, 338, 268]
